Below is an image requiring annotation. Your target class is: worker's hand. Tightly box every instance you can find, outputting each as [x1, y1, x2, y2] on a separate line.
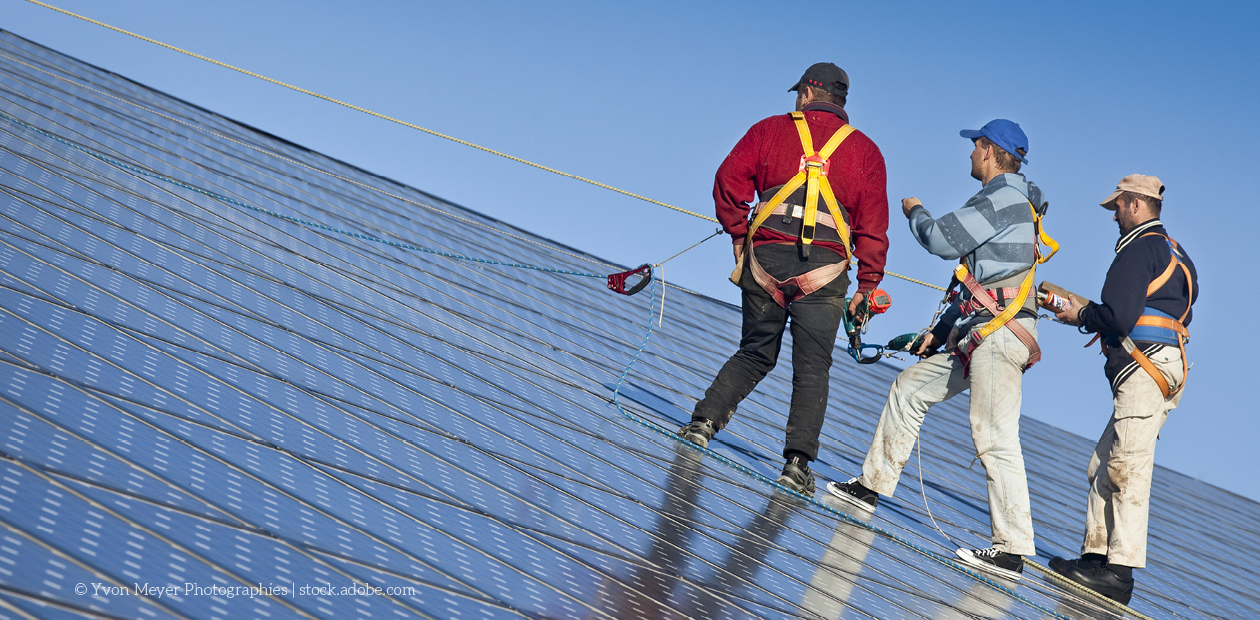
[901, 197, 923, 218]
[733, 243, 744, 264]
[847, 291, 867, 320]
[1054, 299, 1082, 325]
[913, 332, 940, 357]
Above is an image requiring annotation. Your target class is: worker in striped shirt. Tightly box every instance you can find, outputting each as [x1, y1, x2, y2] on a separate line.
[829, 120, 1045, 582]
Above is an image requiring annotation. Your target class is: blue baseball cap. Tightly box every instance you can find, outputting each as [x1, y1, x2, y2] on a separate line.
[960, 119, 1029, 164]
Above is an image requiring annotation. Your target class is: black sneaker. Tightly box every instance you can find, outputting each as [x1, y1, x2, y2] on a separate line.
[955, 547, 1024, 581]
[676, 418, 717, 449]
[775, 455, 815, 496]
[825, 477, 878, 512]
[1049, 556, 1134, 605]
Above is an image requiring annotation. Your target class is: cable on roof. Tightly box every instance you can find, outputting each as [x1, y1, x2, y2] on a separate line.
[22, 0, 946, 293]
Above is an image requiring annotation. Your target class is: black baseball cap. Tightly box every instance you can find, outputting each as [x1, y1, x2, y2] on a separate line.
[789, 63, 849, 98]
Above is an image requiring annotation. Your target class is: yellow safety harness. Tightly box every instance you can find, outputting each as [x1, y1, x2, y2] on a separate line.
[730, 112, 856, 308]
[953, 201, 1059, 371]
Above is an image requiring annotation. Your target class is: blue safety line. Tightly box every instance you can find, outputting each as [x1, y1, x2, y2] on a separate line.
[0, 111, 605, 280]
[6, 110, 1073, 620]
[610, 280, 1074, 620]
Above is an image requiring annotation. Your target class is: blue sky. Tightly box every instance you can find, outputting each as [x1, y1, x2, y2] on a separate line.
[4, 0, 1258, 501]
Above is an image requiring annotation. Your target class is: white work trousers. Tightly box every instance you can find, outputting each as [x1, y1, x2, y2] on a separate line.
[1082, 346, 1184, 568]
[859, 317, 1037, 556]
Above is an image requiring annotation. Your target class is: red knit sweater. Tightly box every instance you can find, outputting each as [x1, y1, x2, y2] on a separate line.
[713, 103, 889, 292]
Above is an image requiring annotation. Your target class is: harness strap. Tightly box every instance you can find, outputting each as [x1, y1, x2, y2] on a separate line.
[955, 264, 1041, 371]
[1121, 336, 1174, 398]
[1126, 233, 1192, 399]
[958, 286, 1029, 316]
[760, 202, 841, 232]
[734, 112, 858, 308]
[1135, 315, 1188, 337]
[791, 113, 854, 250]
[748, 254, 848, 308]
[949, 201, 1056, 372]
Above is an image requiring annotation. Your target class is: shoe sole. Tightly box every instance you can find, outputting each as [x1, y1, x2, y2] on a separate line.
[678, 433, 708, 449]
[954, 548, 1023, 582]
[774, 475, 814, 497]
[825, 481, 876, 513]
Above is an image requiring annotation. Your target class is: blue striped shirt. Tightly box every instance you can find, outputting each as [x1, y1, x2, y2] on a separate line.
[907, 173, 1045, 284]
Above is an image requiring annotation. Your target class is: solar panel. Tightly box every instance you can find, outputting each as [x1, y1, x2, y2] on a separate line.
[1, 29, 1252, 619]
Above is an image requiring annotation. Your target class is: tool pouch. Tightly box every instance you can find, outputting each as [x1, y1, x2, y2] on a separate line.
[729, 239, 749, 286]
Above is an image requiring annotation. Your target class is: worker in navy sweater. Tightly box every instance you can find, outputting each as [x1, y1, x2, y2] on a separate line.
[677, 63, 889, 496]
[828, 120, 1046, 582]
[1049, 175, 1198, 605]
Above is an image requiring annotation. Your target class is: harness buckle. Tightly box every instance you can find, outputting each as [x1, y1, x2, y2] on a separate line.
[607, 264, 653, 296]
[798, 154, 830, 176]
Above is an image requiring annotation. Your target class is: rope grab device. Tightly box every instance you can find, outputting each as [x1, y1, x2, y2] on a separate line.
[607, 264, 653, 296]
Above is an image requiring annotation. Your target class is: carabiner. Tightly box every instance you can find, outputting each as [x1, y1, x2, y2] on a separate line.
[607, 264, 653, 296]
[849, 342, 885, 364]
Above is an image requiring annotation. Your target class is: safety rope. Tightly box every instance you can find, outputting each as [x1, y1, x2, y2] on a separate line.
[17, 0, 943, 292]
[21, 0, 715, 223]
[0, 110, 604, 281]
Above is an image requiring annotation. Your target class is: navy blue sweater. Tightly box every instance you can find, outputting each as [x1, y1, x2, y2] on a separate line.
[1078, 219, 1198, 392]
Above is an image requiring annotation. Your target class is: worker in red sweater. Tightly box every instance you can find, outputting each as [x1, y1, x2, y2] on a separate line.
[678, 63, 889, 495]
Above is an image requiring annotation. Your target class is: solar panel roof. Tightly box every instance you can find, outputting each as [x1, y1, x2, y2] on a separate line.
[0, 29, 1255, 620]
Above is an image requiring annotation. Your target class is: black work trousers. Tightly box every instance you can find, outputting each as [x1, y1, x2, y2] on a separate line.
[693, 243, 848, 461]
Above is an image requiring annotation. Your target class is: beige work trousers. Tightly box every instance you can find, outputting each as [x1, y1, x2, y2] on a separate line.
[859, 317, 1037, 556]
[1082, 346, 1184, 568]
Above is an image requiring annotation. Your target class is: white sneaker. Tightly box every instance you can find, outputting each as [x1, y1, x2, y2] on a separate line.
[824, 478, 877, 512]
[955, 547, 1024, 582]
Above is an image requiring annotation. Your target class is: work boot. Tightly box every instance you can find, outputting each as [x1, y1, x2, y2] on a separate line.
[676, 418, 717, 449]
[825, 477, 878, 512]
[1048, 553, 1105, 573]
[1049, 556, 1135, 605]
[775, 454, 815, 496]
[955, 547, 1024, 581]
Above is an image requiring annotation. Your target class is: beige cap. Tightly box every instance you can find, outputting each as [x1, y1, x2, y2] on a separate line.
[1100, 174, 1164, 210]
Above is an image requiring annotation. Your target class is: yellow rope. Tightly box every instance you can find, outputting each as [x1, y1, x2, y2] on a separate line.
[1025, 560, 1157, 620]
[23, 0, 717, 224]
[19, 0, 945, 293]
[887, 271, 946, 291]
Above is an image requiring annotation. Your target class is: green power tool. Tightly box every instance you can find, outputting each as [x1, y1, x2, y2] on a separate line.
[843, 289, 892, 364]
[886, 332, 925, 352]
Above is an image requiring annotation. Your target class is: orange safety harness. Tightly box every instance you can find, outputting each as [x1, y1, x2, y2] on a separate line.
[729, 112, 855, 308]
[1110, 233, 1193, 399]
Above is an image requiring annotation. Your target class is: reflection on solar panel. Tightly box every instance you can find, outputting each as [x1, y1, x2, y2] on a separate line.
[0, 29, 1253, 620]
